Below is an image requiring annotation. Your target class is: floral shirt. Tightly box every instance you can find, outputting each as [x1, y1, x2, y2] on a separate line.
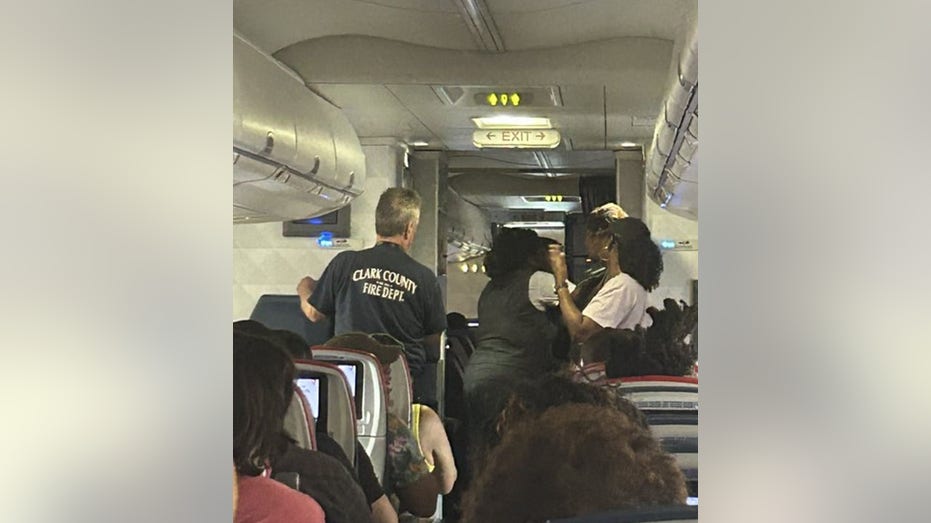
[386, 412, 430, 493]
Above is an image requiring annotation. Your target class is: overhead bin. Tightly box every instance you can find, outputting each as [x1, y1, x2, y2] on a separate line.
[233, 34, 366, 223]
[645, 18, 698, 220]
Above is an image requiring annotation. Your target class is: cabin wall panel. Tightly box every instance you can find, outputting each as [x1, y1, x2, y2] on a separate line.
[446, 257, 488, 319]
[644, 197, 698, 307]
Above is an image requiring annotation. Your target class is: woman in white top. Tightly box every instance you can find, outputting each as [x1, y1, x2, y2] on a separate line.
[548, 216, 663, 345]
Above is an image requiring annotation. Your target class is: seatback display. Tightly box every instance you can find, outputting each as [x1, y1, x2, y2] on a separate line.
[336, 362, 364, 419]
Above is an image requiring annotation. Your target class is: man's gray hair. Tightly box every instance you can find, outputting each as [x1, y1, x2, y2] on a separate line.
[375, 188, 422, 237]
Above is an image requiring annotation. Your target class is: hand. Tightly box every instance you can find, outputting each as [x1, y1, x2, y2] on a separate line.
[547, 245, 568, 286]
[296, 276, 317, 296]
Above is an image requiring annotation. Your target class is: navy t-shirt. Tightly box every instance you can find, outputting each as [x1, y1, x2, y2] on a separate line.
[309, 242, 447, 372]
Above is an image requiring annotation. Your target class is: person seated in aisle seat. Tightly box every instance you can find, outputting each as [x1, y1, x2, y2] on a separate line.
[323, 332, 457, 517]
[234, 331, 372, 523]
[446, 312, 475, 346]
[234, 320, 314, 359]
[469, 373, 647, 477]
[573, 299, 698, 384]
[461, 404, 687, 523]
[234, 321, 397, 523]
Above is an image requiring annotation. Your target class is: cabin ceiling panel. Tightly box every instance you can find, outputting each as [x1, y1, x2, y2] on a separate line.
[276, 36, 672, 87]
[234, 0, 694, 56]
[233, 0, 475, 54]
[488, 0, 695, 50]
[311, 84, 435, 139]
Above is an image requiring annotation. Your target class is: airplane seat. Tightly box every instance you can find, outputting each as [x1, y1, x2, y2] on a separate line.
[546, 504, 698, 523]
[271, 471, 301, 491]
[293, 360, 358, 466]
[249, 294, 334, 346]
[307, 347, 389, 485]
[283, 384, 317, 451]
[386, 351, 414, 425]
[609, 376, 699, 497]
[446, 335, 471, 369]
[444, 336, 469, 422]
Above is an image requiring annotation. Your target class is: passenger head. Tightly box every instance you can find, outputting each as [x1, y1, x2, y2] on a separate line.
[483, 227, 539, 278]
[323, 332, 401, 394]
[608, 217, 663, 291]
[462, 403, 687, 522]
[496, 374, 648, 444]
[264, 328, 313, 360]
[471, 375, 648, 474]
[375, 188, 422, 249]
[234, 321, 312, 360]
[233, 332, 295, 476]
[584, 203, 627, 259]
[580, 327, 645, 367]
[323, 332, 401, 366]
[606, 299, 698, 378]
[446, 312, 468, 331]
[233, 319, 271, 338]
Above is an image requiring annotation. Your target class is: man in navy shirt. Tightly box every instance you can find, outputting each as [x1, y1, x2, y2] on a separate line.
[297, 188, 447, 406]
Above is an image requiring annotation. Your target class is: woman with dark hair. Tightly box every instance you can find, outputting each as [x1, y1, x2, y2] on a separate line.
[463, 228, 566, 458]
[571, 203, 629, 309]
[469, 374, 648, 476]
[233, 332, 326, 523]
[549, 214, 663, 346]
[233, 331, 371, 523]
[461, 404, 687, 523]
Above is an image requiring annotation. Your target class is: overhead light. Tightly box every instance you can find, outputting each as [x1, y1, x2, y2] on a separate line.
[409, 141, 429, 147]
[619, 142, 638, 148]
[460, 263, 469, 273]
[470, 263, 479, 273]
[472, 116, 552, 129]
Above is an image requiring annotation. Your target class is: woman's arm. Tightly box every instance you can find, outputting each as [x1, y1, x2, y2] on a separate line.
[417, 406, 457, 494]
[549, 246, 604, 343]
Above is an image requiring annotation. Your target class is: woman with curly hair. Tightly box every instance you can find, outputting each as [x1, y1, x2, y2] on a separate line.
[549, 214, 664, 346]
[461, 404, 687, 522]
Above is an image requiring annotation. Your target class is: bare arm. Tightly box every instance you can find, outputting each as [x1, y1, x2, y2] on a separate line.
[296, 276, 327, 323]
[395, 475, 440, 517]
[549, 246, 604, 343]
[370, 494, 398, 523]
[417, 406, 457, 494]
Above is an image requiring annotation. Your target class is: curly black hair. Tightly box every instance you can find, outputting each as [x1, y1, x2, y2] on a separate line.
[470, 374, 649, 476]
[483, 227, 539, 278]
[602, 299, 698, 378]
[609, 218, 664, 291]
[462, 404, 686, 522]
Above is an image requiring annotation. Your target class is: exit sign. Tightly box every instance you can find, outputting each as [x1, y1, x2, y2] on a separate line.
[472, 129, 561, 149]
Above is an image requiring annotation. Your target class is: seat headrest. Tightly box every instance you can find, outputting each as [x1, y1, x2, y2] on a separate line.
[249, 294, 334, 345]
